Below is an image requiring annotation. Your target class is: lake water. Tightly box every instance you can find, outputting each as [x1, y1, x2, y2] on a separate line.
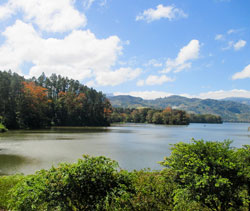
[0, 123, 249, 175]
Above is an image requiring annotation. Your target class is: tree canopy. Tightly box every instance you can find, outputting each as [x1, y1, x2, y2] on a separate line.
[0, 71, 112, 129]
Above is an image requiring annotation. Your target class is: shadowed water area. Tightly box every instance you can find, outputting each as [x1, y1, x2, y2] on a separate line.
[0, 123, 249, 175]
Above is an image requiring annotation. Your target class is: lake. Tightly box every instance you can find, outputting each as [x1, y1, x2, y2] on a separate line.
[0, 123, 249, 175]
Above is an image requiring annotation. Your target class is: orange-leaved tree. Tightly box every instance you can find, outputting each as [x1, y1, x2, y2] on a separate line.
[19, 82, 50, 128]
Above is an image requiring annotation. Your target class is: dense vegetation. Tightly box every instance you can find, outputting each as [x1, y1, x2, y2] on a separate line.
[0, 123, 7, 132]
[189, 113, 222, 123]
[110, 107, 189, 125]
[0, 71, 213, 129]
[109, 95, 250, 122]
[1, 140, 250, 210]
[0, 71, 112, 129]
[223, 97, 250, 106]
[110, 107, 222, 124]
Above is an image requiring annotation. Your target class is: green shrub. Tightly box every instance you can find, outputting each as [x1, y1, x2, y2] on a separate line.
[0, 175, 24, 209]
[104, 170, 176, 210]
[0, 122, 7, 132]
[160, 139, 248, 211]
[8, 155, 134, 211]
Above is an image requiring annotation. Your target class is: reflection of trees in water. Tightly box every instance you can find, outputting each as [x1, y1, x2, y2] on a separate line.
[0, 154, 38, 175]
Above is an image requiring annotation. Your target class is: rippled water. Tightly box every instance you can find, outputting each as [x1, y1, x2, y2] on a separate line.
[0, 123, 249, 175]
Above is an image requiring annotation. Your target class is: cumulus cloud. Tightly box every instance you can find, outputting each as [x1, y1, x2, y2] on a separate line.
[233, 40, 246, 51]
[136, 4, 187, 22]
[95, 67, 141, 86]
[145, 75, 174, 85]
[197, 89, 250, 99]
[0, 3, 14, 20]
[0, 20, 140, 86]
[161, 39, 200, 73]
[114, 91, 173, 100]
[232, 64, 250, 80]
[114, 89, 250, 100]
[0, 0, 87, 32]
[136, 75, 174, 86]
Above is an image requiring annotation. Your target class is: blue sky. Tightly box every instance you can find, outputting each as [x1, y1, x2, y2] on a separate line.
[0, 0, 250, 99]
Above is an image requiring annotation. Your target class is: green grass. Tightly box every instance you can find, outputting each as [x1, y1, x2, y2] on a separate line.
[0, 123, 7, 132]
[0, 175, 24, 209]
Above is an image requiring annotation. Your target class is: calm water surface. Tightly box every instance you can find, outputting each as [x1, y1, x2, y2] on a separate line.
[0, 123, 249, 175]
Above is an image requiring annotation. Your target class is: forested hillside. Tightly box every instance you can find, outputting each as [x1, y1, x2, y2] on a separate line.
[110, 107, 222, 125]
[109, 95, 250, 122]
[223, 97, 250, 106]
[0, 71, 112, 129]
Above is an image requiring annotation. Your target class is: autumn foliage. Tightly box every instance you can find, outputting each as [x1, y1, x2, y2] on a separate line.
[0, 71, 112, 129]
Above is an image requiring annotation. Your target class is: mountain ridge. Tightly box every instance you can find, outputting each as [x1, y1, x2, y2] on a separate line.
[108, 95, 250, 122]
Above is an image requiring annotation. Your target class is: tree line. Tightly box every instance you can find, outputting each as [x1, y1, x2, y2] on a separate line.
[110, 107, 222, 125]
[0, 71, 112, 129]
[0, 70, 222, 129]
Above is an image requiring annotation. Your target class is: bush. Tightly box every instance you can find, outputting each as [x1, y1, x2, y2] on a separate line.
[0, 122, 7, 132]
[160, 139, 248, 211]
[8, 155, 134, 211]
[103, 169, 176, 211]
[0, 175, 24, 209]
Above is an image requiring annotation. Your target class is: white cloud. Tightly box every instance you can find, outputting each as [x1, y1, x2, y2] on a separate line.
[0, 0, 87, 32]
[0, 20, 140, 86]
[197, 89, 250, 99]
[232, 64, 250, 80]
[136, 4, 187, 22]
[0, 3, 14, 20]
[161, 39, 200, 73]
[113, 89, 250, 100]
[83, 0, 95, 9]
[145, 75, 174, 85]
[233, 40, 246, 51]
[227, 29, 236, 34]
[215, 34, 224, 41]
[95, 67, 141, 86]
[114, 91, 173, 100]
[222, 41, 234, 50]
[137, 80, 144, 87]
[83, 0, 107, 9]
[145, 59, 162, 67]
[227, 28, 244, 34]
[223, 40, 246, 51]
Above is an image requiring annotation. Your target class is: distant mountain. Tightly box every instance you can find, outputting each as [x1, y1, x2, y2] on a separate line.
[108, 95, 250, 122]
[222, 97, 250, 106]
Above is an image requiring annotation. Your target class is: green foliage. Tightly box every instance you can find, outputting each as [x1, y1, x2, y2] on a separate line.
[0, 175, 24, 209]
[160, 139, 248, 211]
[8, 155, 134, 211]
[189, 113, 222, 123]
[102, 170, 176, 211]
[0, 122, 7, 132]
[109, 95, 250, 122]
[0, 71, 111, 129]
[4, 142, 250, 210]
[110, 107, 190, 125]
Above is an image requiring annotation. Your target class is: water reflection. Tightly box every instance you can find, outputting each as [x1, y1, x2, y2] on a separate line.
[0, 123, 249, 175]
[0, 154, 39, 175]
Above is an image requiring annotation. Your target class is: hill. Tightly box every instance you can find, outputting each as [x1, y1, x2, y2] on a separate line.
[222, 97, 250, 106]
[108, 95, 250, 122]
